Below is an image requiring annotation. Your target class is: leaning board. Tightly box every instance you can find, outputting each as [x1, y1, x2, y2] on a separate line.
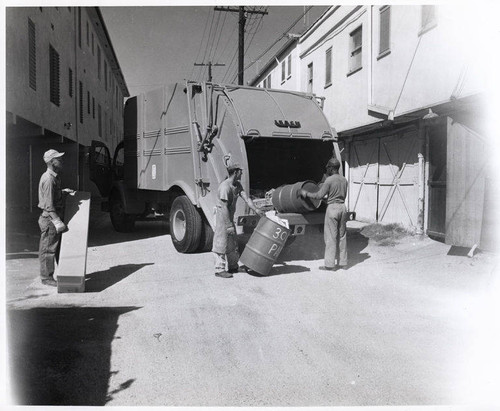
[55, 191, 91, 293]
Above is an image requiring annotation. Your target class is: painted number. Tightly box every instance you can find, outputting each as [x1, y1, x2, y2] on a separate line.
[272, 227, 288, 241]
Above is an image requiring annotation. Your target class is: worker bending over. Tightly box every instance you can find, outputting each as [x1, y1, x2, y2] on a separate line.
[212, 160, 263, 278]
[300, 157, 348, 271]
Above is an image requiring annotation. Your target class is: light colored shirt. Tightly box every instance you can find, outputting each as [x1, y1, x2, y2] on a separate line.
[308, 173, 347, 204]
[38, 168, 63, 213]
[216, 178, 243, 222]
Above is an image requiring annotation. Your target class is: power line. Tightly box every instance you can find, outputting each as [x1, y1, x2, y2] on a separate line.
[215, 6, 268, 85]
[189, 9, 212, 80]
[242, 6, 313, 74]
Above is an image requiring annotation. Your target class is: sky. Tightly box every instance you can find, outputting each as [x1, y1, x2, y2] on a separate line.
[99, 5, 329, 97]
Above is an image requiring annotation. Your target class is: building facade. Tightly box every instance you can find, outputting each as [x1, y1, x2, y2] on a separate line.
[6, 7, 129, 215]
[250, 5, 495, 251]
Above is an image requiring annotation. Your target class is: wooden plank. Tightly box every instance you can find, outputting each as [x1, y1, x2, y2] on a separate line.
[54, 191, 91, 293]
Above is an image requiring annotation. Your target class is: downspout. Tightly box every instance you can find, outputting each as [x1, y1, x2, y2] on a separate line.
[367, 5, 373, 108]
[416, 121, 427, 235]
[74, 8, 80, 190]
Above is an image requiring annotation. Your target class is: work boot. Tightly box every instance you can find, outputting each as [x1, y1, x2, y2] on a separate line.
[215, 271, 233, 278]
[228, 265, 248, 274]
[41, 278, 57, 287]
[318, 266, 337, 271]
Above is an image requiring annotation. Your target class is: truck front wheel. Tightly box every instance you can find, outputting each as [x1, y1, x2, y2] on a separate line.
[169, 195, 202, 253]
[110, 192, 136, 232]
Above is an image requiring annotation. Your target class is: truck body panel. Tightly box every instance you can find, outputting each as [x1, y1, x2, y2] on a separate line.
[121, 81, 340, 231]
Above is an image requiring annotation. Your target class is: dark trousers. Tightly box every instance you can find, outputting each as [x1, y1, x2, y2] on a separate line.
[38, 215, 60, 279]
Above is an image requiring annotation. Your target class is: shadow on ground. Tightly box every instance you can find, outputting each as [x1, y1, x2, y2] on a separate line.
[7, 306, 140, 406]
[85, 263, 154, 292]
[246, 263, 311, 277]
[276, 226, 370, 268]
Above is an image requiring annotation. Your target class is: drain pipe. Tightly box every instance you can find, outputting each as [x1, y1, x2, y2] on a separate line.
[417, 152, 425, 234]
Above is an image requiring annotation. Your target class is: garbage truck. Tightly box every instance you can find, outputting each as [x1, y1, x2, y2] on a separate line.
[89, 81, 343, 253]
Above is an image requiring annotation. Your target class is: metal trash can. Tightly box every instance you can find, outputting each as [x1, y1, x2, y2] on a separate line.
[271, 181, 322, 213]
[240, 216, 291, 275]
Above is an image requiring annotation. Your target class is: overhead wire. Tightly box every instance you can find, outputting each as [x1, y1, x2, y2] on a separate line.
[222, 9, 265, 83]
[189, 8, 212, 80]
[231, 12, 265, 83]
[242, 6, 313, 74]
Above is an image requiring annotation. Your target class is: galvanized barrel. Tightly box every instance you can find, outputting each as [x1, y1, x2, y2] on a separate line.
[240, 216, 291, 275]
[271, 181, 322, 213]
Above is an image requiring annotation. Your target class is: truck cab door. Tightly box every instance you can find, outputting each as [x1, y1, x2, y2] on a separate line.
[89, 140, 113, 197]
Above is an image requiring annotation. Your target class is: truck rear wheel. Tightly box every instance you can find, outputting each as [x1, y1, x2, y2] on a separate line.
[110, 192, 136, 232]
[197, 216, 214, 252]
[170, 195, 202, 253]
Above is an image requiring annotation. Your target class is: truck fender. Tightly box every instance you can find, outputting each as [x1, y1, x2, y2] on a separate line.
[111, 181, 145, 215]
[169, 180, 198, 206]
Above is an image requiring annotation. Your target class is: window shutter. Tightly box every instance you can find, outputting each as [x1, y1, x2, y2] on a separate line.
[28, 19, 36, 90]
[79, 81, 83, 123]
[68, 68, 73, 97]
[281, 61, 285, 82]
[379, 6, 390, 54]
[325, 48, 332, 85]
[49, 45, 60, 106]
[287, 54, 292, 77]
[349, 26, 362, 72]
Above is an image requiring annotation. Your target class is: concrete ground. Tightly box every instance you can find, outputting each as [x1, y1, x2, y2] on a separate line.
[3, 207, 500, 407]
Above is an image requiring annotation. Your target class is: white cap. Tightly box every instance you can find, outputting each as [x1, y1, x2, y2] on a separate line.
[43, 149, 65, 163]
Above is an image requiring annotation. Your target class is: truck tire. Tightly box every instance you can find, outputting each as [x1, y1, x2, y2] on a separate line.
[170, 195, 202, 253]
[197, 216, 214, 252]
[110, 192, 136, 232]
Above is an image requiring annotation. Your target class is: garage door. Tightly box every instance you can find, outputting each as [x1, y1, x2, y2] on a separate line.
[348, 129, 420, 228]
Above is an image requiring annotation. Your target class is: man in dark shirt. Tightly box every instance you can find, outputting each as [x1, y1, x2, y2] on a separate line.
[38, 149, 73, 286]
[300, 157, 348, 271]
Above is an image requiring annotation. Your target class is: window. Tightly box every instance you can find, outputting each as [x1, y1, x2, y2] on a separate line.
[97, 46, 101, 80]
[87, 90, 90, 114]
[263, 74, 271, 89]
[325, 47, 332, 87]
[104, 61, 108, 90]
[287, 54, 292, 78]
[348, 26, 362, 74]
[98, 104, 102, 136]
[92, 32, 94, 55]
[378, 6, 391, 57]
[307, 62, 313, 93]
[28, 19, 36, 90]
[281, 60, 286, 83]
[79, 81, 83, 123]
[49, 45, 60, 106]
[86, 21, 89, 46]
[68, 68, 73, 97]
[420, 5, 437, 35]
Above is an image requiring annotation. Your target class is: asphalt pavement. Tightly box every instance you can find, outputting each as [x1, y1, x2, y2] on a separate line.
[3, 207, 500, 407]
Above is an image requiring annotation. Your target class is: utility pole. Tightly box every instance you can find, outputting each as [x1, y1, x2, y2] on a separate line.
[214, 6, 268, 85]
[194, 61, 226, 82]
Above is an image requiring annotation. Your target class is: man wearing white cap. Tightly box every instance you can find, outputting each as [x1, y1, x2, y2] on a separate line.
[212, 159, 263, 278]
[38, 149, 74, 286]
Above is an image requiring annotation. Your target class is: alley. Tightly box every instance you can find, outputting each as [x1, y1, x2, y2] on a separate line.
[5, 210, 499, 406]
